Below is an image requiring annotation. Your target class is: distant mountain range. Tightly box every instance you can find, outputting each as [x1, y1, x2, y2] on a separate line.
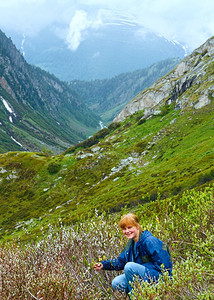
[69, 58, 181, 123]
[5, 18, 187, 81]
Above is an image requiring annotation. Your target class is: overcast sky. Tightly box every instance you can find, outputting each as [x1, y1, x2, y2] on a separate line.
[0, 0, 214, 51]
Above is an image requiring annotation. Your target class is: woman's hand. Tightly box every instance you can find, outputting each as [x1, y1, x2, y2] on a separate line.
[94, 263, 103, 271]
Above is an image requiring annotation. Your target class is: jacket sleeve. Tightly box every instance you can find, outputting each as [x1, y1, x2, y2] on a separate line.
[144, 236, 172, 273]
[101, 249, 127, 271]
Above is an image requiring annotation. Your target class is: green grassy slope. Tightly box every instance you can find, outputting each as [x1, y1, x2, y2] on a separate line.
[0, 96, 213, 241]
[0, 36, 213, 242]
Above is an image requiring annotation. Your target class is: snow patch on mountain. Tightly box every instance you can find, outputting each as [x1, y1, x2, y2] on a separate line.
[1, 96, 13, 113]
[158, 34, 188, 56]
[10, 136, 22, 147]
[1, 96, 17, 123]
[21, 33, 26, 57]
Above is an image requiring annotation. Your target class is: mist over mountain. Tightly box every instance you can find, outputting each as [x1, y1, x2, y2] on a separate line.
[6, 17, 186, 81]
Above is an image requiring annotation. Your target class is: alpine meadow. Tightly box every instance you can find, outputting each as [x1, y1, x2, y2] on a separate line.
[0, 32, 214, 299]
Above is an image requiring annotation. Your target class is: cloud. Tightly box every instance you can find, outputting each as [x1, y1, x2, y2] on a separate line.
[0, 0, 214, 51]
[0, 0, 76, 35]
[66, 10, 103, 51]
[128, 0, 214, 49]
[66, 10, 89, 51]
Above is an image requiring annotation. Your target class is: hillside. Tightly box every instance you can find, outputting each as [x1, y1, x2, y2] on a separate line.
[69, 58, 180, 123]
[0, 37, 213, 243]
[0, 29, 99, 154]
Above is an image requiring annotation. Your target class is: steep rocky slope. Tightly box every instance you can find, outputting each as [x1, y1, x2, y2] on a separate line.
[114, 37, 214, 122]
[0, 29, 99, 153]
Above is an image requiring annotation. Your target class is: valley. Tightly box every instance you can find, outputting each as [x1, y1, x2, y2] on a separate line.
[0, 30, 213, 299]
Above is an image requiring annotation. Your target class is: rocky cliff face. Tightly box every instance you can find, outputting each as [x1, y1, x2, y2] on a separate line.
[113, 37, 214, 123]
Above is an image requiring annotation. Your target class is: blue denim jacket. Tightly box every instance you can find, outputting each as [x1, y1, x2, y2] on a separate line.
[102, 230, 172, 276]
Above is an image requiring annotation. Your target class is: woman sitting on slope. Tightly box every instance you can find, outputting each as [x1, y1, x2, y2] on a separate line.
[94, 213, 172, 296]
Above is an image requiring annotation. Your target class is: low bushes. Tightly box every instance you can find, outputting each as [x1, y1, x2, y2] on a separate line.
[131, 256, 213, 299]
[0, 186, 213, 299]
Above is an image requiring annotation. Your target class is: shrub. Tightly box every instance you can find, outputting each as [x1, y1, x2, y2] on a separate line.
[160, 105, 170, 116]
[137, 118, 146, 125]
[0, 213, 123, 299]
[41, 147, 53, 157]
[131, 254, 213, 299]
[108, 122, 121, 131]
[197, 170, 214, 184]
[47, 161, 61, 174]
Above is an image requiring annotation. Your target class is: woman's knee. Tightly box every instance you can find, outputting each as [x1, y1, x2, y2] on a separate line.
[124, 261, 134, 273]
[124, 262, 141, 275]
[112, 274, 128, 292]
[124, 262, 147, 279]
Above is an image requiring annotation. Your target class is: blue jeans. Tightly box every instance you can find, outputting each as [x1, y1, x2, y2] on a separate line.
[112, 262, 159, 294]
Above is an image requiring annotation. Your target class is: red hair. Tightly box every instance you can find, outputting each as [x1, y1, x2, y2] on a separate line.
[118, 213, 141, 230]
